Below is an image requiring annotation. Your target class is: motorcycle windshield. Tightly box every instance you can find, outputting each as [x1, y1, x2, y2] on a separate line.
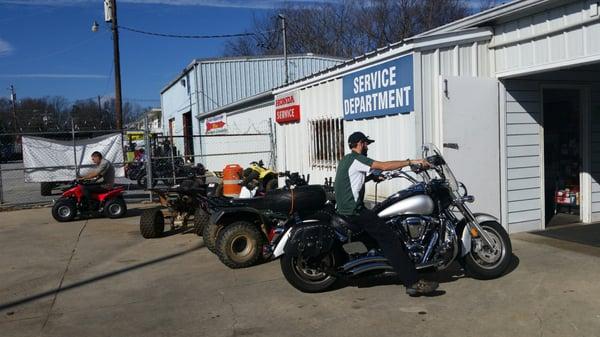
[423, 143, 460, 196]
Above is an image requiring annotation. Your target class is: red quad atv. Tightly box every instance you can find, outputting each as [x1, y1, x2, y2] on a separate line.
[51, 181, 127, 222]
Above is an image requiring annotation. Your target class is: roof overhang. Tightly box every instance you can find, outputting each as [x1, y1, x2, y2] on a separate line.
[197, 90, 273, 120]
[273, 27, 492, 95]
[415, 0, 563, 38]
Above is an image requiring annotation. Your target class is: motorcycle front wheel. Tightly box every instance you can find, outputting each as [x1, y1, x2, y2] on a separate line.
[280, 253, 339, 293]
[463, 221, 512, 279]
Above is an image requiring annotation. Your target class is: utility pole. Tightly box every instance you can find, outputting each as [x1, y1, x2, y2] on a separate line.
[279, 14, 288, 84]
[9, 85, 17, 132]
[108, 0, 123, 130]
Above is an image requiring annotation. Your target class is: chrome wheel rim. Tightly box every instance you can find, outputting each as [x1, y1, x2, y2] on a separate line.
[108, 203, 122, 215]
[57, 205, 72, 218]
[470, 226, 506, 269]
[292, 255, 333, 283]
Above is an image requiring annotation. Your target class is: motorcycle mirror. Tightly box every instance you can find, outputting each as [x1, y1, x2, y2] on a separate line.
[459, 182, 469, 197]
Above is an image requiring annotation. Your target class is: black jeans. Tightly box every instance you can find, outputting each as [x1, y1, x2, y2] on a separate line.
[82, 183, 107, 210]
[349, 208, 419, 287]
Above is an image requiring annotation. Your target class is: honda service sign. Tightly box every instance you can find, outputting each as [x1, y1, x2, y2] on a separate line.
[275, 92, 301, 124]
[342, 54, 413, 120]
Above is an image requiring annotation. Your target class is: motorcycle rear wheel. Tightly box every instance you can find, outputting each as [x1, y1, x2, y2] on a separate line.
[280, 253, 338, 293]
[463, 221, 512, 279]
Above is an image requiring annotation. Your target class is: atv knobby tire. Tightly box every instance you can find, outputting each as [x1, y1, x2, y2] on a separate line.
[52, 198, 77, 222]
[202, 222, 220, 253]
[139, 208, 164, 239]
[104, 197, 127, 219]
[193, 208, 210, 236]
[215, 221, 265, 269]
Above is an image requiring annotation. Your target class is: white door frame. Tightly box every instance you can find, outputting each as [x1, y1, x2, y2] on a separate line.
[539, 84, 592, 228]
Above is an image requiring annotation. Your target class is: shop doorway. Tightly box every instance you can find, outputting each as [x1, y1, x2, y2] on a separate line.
[182, 111, 194, 162]
[543, 89, 581, 227]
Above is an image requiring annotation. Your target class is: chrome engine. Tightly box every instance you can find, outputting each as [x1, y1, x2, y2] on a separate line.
[389, 216, 458, 268]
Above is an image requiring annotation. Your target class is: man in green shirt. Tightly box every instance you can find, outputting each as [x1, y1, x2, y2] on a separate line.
[334, 132, 438, 296]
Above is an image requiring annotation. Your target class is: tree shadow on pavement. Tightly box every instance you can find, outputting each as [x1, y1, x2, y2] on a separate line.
[0, 243, 204, 313]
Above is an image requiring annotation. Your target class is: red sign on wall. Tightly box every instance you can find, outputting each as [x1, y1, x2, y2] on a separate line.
[275, 93, 301, 124]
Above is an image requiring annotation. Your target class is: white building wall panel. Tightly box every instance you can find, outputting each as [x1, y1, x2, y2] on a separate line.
[493, 1, 600, 77]
[277, 80, 342, 187]
[199, 103, 274, 172]
[504, 79, 543, 231]
[160, 73, 199, 154]
[591, 88, 600, 220]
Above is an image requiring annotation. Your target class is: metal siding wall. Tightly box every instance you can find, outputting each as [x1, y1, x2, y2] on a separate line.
[161, 76, 196, 153]
[590, 86, 600, 218]
[276, 80, 342, 186]
[493, 1, 600, 76]
[199, 103, 274, 171]
[504, 80, 543, 232]
[196, 57, 342, 113]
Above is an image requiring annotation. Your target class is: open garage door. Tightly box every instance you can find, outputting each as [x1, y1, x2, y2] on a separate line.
[441, 76, 501, 219]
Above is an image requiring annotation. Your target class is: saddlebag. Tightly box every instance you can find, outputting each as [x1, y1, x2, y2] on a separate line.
[285, 221, 336, 258]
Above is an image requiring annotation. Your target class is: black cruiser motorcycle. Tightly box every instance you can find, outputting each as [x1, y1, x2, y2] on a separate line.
[273, 144, 512, 293]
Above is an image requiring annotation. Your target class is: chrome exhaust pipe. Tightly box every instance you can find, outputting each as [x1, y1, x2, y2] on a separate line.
[342, 255, 387, 271]
[348, 262, 394, 275]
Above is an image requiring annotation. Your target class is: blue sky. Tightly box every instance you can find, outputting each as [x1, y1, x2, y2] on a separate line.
[0, 0, 487, 107]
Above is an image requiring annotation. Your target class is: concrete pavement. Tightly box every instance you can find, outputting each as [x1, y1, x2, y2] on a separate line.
[1, 204, 599, 337]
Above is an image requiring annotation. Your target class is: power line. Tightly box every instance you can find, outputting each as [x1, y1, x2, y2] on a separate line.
[118, 25, 278, 39]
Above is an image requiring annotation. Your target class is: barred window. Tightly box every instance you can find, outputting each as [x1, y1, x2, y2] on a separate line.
[309, 118, 345, 169]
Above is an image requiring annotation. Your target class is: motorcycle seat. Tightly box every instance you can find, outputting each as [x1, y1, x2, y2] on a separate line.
[330, 213, 363, 239]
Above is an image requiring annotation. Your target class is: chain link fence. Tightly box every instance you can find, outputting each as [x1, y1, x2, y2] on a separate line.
[0, 114, 277, 207]
[141, 116, 276, 191]
[0, 121, 149, 207]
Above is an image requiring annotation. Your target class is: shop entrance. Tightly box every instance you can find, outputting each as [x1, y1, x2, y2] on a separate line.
[543, 89, 582, 227]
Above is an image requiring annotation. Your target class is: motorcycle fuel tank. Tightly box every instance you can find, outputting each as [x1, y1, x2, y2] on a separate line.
[377, 195, 435, 218]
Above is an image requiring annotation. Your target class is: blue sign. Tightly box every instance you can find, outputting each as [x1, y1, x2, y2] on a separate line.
[342, 54, 414, 120]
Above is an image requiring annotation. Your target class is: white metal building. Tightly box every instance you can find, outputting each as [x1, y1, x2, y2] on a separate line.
[160, 54, 344, 170]
[270, 0, 600, 233]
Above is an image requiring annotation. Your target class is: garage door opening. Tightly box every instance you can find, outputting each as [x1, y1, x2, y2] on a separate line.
[543, 89, 581, 227]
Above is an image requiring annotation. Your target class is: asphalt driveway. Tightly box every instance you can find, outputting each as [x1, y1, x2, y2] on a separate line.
[1, 205, 599, 337]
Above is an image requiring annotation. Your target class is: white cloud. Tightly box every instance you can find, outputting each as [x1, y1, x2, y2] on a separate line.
[0, 0, 339, 9]
[0, 38, 14, 57]
[0, 74, 108, 79]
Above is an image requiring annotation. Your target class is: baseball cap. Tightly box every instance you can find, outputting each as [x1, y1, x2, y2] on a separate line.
[348, 131, 375, 146]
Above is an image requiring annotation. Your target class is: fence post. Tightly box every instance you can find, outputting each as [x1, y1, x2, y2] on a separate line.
[71, 117, 78, 178]
[170, 138, 176, 185]
[0, 160, 4, 204]
[143, 113, 153, 200]
[268, 118, 276, 169]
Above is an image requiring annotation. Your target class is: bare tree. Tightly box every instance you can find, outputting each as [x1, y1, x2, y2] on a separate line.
[224, 0, 472, 58]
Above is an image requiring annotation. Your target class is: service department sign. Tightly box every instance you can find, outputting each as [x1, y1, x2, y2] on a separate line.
[342, 54, 414, 120]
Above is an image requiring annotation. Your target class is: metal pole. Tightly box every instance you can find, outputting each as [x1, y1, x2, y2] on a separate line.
[0, 160, 4, 204]
[110, 0, 123, 130]
[279, 14, 288, 84]
[9, 85, 17, 132]
[170, 140, 176, 185]
[268, 118, 276, 168]
[143, 113, 153, 200]
[71, 117, 78, 178]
